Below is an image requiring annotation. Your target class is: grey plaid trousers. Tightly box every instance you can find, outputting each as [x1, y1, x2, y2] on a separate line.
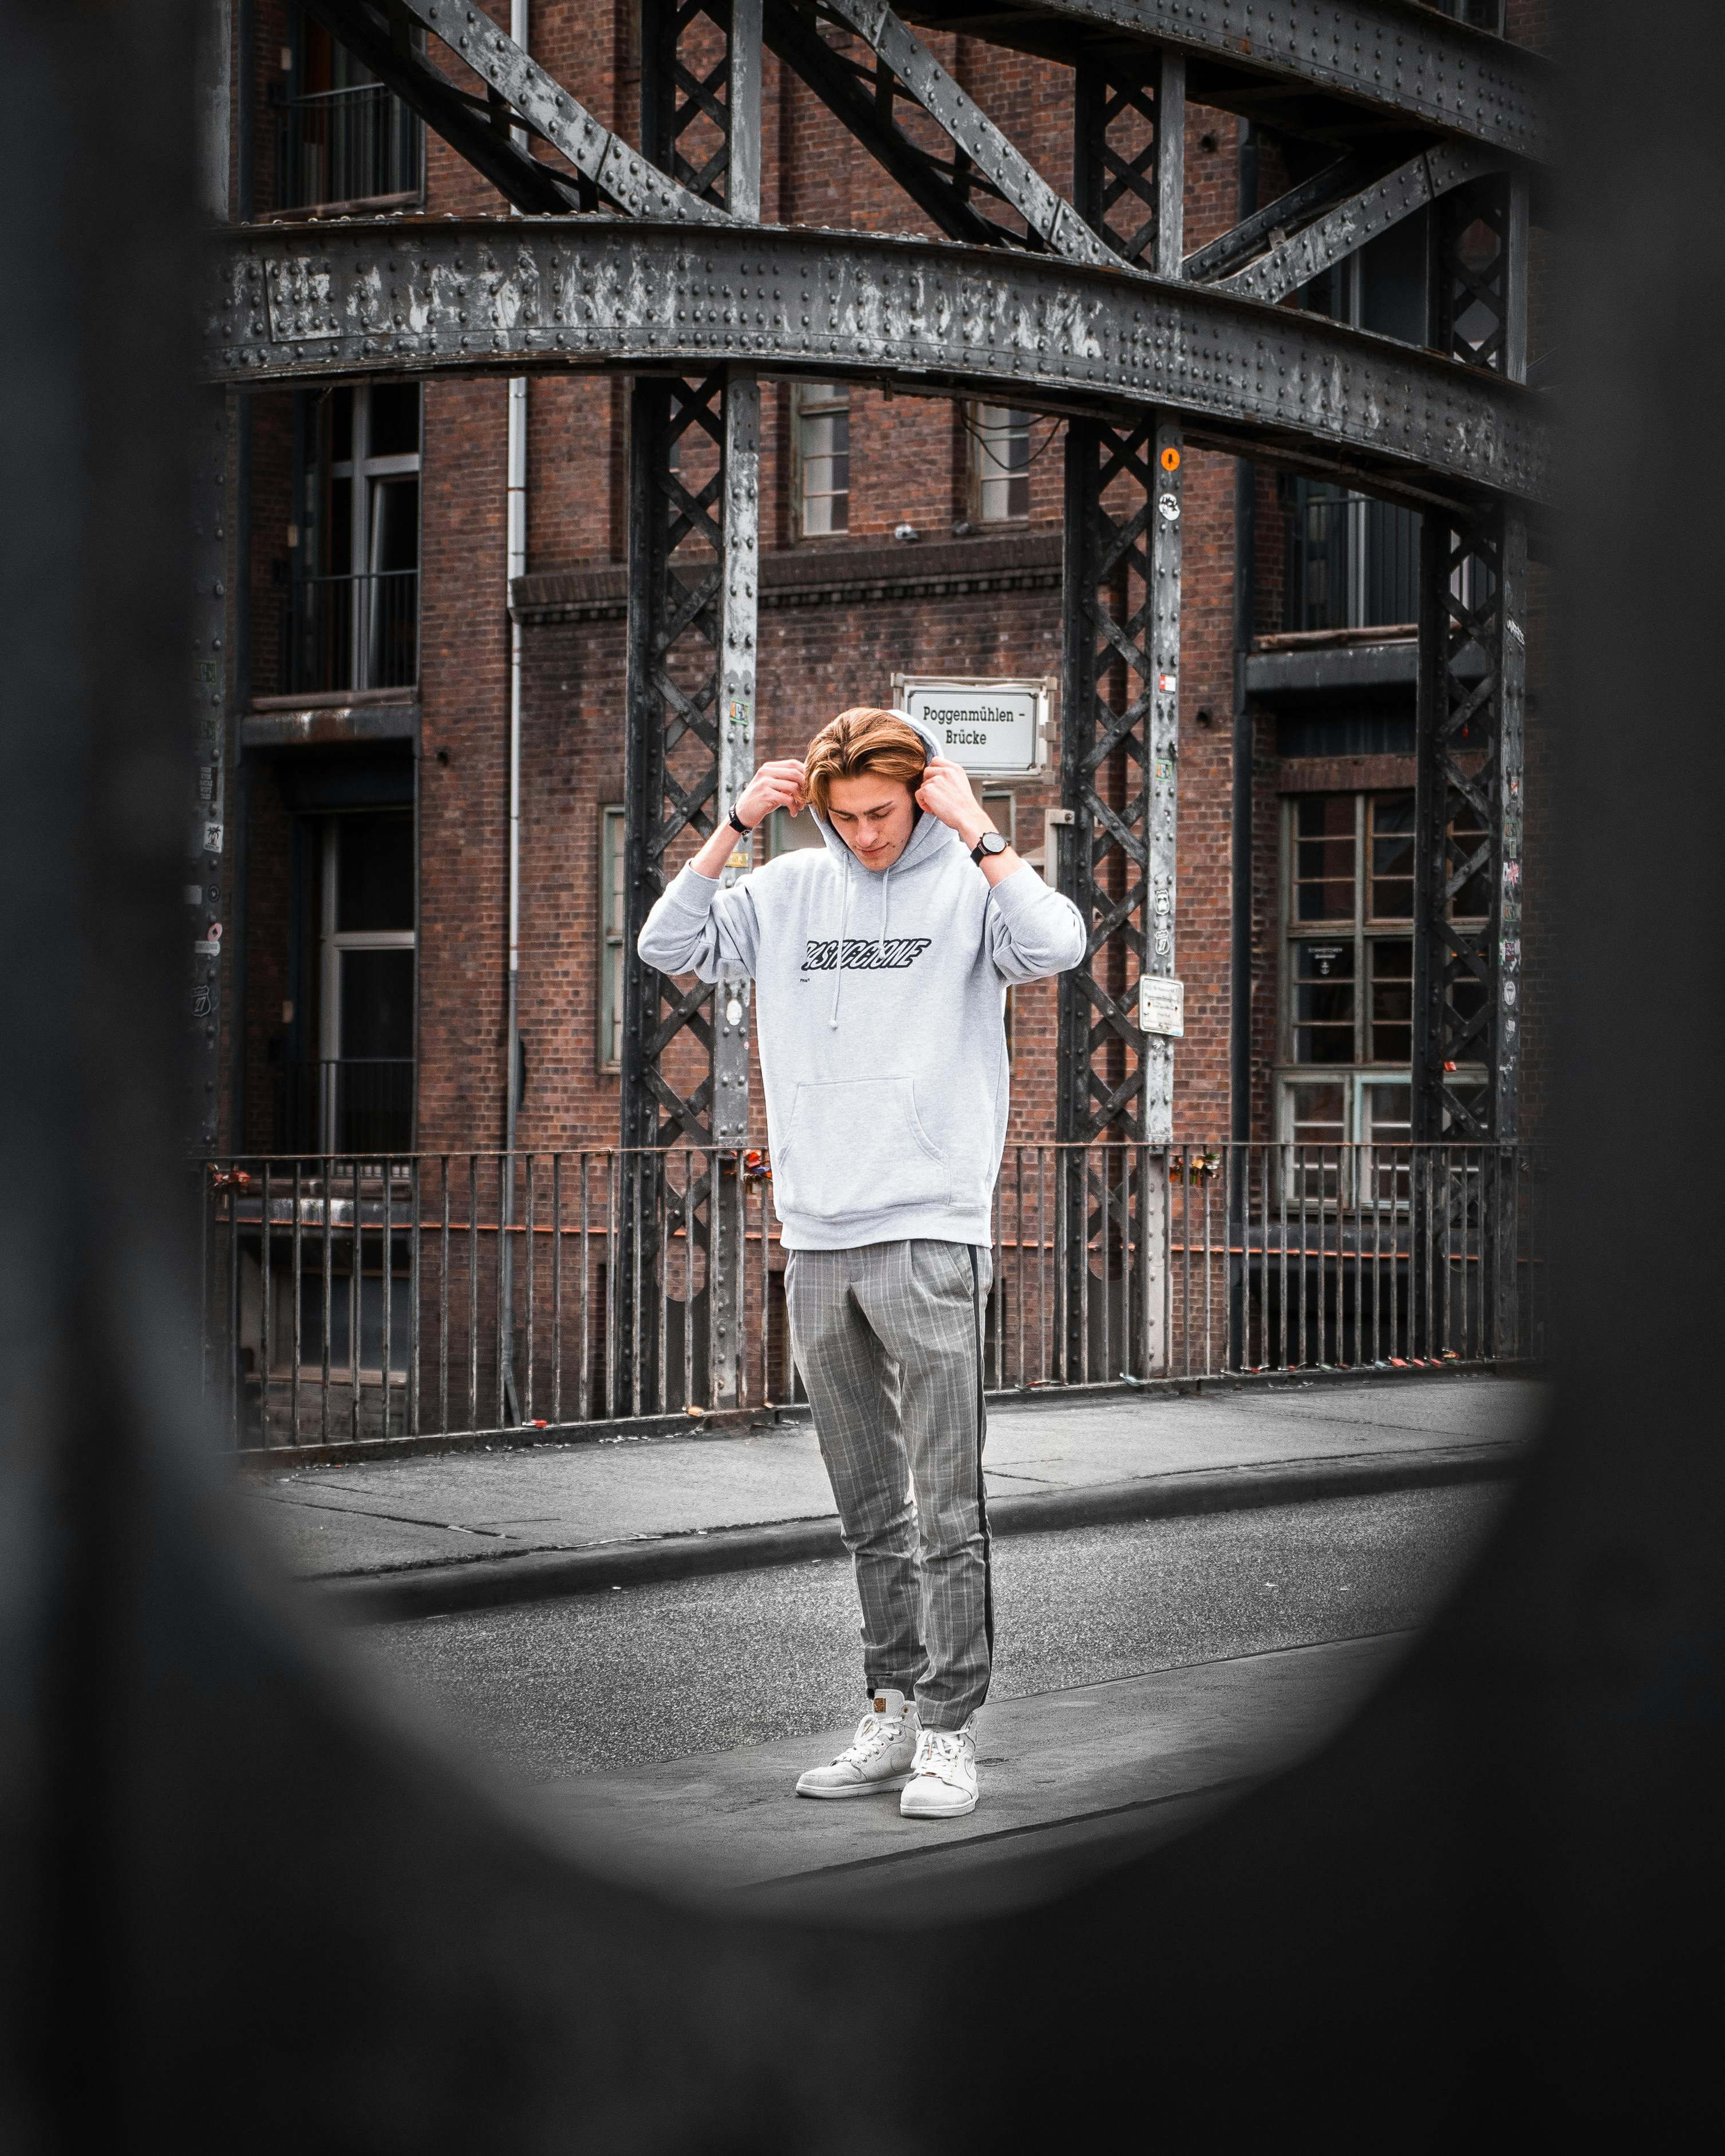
[784, 1239, 993, 1731]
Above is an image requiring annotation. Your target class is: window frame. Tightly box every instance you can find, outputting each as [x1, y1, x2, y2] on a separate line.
[315, 810, 417, 1156]
[792, 381, 851, 540]
[291, 381, 423, 695]
[1276, 785, 1490, 1170]
[969, 403, 1032, 524]
[277, 13, 427, 218]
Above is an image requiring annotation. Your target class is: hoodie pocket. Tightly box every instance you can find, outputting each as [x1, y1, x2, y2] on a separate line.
[777, 1079, 950, 1222]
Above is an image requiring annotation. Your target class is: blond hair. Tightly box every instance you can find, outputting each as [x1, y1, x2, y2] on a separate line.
[803, 707, 928, 817]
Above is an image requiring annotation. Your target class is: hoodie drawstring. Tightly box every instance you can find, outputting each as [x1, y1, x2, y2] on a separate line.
[828, 867, 851, 1029]
[828, 858, 893, 1030]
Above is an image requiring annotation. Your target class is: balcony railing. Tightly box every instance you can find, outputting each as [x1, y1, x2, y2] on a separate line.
[1286, 493, 1420, 634]
[194, 1140, 1550, 1456]
[275, 81, 423, 214]
[273, 1059, 415, 1158]
[279, 568, 419, 697]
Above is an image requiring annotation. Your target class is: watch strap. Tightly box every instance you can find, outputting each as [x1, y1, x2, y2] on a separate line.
[970, 831, 1005, 864]
[727, 805, 752, 837]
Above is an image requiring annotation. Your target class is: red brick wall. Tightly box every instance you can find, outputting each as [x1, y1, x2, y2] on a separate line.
[418, 375, 512, 1150]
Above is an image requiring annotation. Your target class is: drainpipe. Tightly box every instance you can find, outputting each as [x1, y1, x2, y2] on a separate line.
[500, 0, 528, 1422]
[1229, 119, 1259, 1365]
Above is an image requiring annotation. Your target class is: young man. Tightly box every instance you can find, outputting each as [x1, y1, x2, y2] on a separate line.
[638, 708, 1084, 1818]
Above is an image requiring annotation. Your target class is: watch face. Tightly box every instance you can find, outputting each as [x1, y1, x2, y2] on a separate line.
[980, 832, 1008, 855]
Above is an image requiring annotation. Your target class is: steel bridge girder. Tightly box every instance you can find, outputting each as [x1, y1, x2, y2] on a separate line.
[210, 219, 1554, 512]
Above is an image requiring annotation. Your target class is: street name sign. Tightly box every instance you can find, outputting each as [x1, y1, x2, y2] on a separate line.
[892, 674, 1050, 775]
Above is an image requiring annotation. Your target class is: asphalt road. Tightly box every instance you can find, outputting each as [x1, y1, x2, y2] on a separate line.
[348, 1482, 1509, 1784]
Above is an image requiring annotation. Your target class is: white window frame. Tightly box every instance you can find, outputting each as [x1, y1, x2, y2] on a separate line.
[969, 402, 1032, 524]
[792, 381, 850, 539]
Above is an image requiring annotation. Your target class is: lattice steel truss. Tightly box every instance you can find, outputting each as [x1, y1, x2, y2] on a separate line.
[1414, 511, 1526, 1149]
[1415, 163, 1529, 1150]
[1051, 46, 1183, 1371]
[621, 1, 760, 1408]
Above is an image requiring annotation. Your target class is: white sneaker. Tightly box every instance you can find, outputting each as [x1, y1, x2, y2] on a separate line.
[899, 1719, 979, 1819]
[795, 1689, 919, 1799]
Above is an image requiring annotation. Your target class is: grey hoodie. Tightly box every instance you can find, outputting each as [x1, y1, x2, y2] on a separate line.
[637, 716, 1086, 1250]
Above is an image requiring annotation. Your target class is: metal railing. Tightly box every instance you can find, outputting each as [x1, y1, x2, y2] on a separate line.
[273, 1059, 415, 1156]
[274, 81, 423, 214]
[196, 1141, 1549, 1457]
[279, 568, 419, 696]
[1286, 493, 1420, 633]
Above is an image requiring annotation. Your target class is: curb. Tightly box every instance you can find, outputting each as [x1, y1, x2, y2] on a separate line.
[315, 1440, 1523, 1622]
[242, 1360, 1544, 1474]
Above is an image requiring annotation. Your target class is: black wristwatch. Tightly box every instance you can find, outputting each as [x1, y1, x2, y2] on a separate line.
[727, 805, 753, 837]
[970, 831, 1009, 866]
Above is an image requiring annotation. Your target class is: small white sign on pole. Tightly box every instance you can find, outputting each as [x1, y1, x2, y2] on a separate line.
[1139, 976, 1185, 1038]
[892, 674, 1050, 775]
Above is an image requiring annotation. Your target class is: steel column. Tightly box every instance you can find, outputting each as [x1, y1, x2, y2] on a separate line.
[710, 0, 763, 1407]
[1058, 48, 1182, 1372]
[1412, 156, 1529, 1358]
[622, 0, 760, 1410]
[187, 394, 230, 1155]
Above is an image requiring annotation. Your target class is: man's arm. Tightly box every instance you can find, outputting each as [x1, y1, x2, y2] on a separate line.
[684, 759, 808, 879]
[914, 757, 1023, 887]
[636, 759, 808, 980]
[914, 757, 1087, 982]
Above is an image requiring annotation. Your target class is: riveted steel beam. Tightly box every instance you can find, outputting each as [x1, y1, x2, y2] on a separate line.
[393, 0, 727, 220]
[1217, 140, 1503, 306]
[208, 219, 1554, 510]
[1182, 152, 1371, 285]
[810, 0, 1126, 269]
[898, 0, 1555, 165]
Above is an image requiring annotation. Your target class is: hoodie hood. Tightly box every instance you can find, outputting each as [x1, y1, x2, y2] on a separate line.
[807, 710, 956, 1027]
[807, 707, 948, 869]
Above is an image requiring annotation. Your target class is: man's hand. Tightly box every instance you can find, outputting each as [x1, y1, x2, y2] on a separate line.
[733, 758, 808, 831]
[915, 757, 992, 849]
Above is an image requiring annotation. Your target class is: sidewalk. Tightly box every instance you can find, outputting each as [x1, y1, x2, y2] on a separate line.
[248, 1371, 1542, 1620]
[531, 1632, 1407, 1925]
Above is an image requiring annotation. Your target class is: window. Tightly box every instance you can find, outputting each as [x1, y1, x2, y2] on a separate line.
[599, 807, 626, 1072]
[1288, 222, 1423, 633]
[285, 383, 421, 694]
[303, 812, 416, 1154]
[1278, 789, 1485, 1156]
[763, 805, 823, 859]
[795, 383, 850, 536]
[971, 405, 1031, 523]
[275, 10, 424, 214]
[1285, 479, 1419, 632]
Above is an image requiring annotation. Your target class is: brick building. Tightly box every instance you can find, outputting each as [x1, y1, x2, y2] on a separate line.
[206, 1, 1550, 1435]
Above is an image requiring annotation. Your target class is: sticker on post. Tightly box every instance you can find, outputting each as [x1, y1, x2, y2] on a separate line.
[1139, 976, 1185, 1038]
[1158, 493, 1181, 522]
